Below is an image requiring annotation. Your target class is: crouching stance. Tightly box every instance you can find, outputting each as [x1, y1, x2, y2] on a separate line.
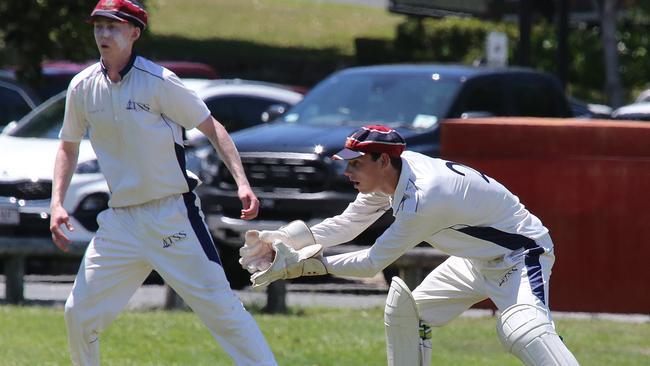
[241, 125, 580, 365]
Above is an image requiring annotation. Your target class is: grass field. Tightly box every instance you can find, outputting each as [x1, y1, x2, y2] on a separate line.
[1, 305, 648, 365]
[137, 0, 404, 84]
[147, 0, 401, 54]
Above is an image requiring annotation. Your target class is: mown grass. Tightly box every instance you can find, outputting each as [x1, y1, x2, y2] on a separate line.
[147, 0, 402, 54]
[1, 305, 648, 365]
[138, 0, 404, 85]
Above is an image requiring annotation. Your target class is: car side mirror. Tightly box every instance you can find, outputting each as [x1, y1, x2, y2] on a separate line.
[1, 121, 17, 135]
[261, 104, 289, 123]
[460, 111, 494, 119]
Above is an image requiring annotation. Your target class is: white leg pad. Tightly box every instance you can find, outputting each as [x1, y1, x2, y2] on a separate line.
[497, 304, 580, 366]
[385, 277, 430, 366]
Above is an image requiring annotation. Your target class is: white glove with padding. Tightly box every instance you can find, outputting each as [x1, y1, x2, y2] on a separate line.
[250, 241, 327, 288]
[239, 220, 316, 274]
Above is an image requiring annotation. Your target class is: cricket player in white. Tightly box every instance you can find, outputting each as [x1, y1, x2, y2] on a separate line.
[241, 125, 580, 365]
[49, 1, 276, 365]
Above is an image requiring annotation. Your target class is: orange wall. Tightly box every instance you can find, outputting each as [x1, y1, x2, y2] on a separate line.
[441, 118, 650, 314]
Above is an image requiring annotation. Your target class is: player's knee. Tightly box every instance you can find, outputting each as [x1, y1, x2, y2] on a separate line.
[64, 296, 78, 323]
[64, 295, 90, 330]
[496, 303, 579, 366]
[412, 297, 454, 327]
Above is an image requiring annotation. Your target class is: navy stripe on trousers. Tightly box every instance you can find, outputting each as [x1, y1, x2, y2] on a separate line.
[172, 141, 221, 265]
[456, 226, 546, 304]
[182, 192, 222, 265]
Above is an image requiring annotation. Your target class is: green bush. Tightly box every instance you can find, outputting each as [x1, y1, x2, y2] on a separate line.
[393, 17, 516, 65]
[390, 16, 650, 103]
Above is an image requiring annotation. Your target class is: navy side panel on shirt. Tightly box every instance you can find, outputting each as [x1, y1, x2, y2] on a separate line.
[456, 226, 546, 304]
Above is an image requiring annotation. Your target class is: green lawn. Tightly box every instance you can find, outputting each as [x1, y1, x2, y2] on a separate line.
[1, 305, 648, 365]
[138, 0, 404, 85]
[147, 0, 402, 54]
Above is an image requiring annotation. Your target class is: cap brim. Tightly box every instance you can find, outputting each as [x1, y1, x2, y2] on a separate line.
[88, 11, 129, 24]
[331, 148, 365, 160]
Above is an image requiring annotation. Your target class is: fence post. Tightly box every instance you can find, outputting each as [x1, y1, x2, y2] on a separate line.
[164, 285, 186, 310]
[263, 280, 287, 313]
[5, 255, 25, 304]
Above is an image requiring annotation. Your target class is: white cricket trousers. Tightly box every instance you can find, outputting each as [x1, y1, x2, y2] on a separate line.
[413, 234, 556, 327]
[64, 193, 277, 366]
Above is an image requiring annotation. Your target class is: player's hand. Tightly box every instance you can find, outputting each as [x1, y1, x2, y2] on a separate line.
[238, 185, 259, 220]
[50, 204, 74, 252]
[239, 230, 274, 273]
[250, 241, 327, 288]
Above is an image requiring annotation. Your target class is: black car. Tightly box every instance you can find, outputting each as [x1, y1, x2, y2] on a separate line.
[196, 63, 573, 287]
[0, 76, 40, 128]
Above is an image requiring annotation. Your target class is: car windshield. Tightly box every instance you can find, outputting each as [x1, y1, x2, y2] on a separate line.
[279, 72, 461, 129]
[9, 92, 66, 139]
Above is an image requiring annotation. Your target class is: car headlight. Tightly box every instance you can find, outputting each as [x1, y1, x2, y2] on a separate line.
[75, 159, 101, 174]
[200, 152, 221, 185]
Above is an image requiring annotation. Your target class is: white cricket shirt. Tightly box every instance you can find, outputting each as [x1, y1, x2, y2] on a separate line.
[311, 151, 552, 277]
[60, 55, 210, 207]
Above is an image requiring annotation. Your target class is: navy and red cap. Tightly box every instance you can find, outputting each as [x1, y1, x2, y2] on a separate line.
[332, 125, 406, 160]
[88, 0, 148, 30]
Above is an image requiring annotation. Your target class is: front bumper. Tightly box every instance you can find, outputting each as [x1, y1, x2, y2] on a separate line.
[205, 214, 325, 247]
[196, 184, 355, 247]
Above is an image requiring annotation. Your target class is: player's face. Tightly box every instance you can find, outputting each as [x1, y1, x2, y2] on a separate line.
[343, 154, 384, 194]
[93, 18, 139, 58]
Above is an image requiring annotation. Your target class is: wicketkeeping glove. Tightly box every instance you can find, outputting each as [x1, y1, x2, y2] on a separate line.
[239, 220, 316, 273]
[239, 230, 274, 273]
[250, 241, 327, 288]
[258, 220, 316, 250]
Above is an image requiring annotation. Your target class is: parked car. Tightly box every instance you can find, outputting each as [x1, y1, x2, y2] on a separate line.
[569, 97, 612, 119]
[634, 89, 650, 103]
[0, 76, 40, 128]
[610, 102, 650, 121]
[195, 63, 574, 286]
[0, 79, 303, 245]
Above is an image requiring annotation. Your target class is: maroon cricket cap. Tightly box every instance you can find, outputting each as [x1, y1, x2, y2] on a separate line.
[88, 0, 148, 29]
[332, 125, 406, 160]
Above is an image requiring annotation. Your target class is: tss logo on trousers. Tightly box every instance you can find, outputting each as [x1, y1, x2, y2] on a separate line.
[162, 231, 187, 248]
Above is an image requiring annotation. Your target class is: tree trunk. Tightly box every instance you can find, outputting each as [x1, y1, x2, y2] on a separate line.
[600, 0, 624, 107]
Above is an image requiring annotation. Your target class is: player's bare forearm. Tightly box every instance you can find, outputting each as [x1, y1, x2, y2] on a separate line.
[197, 116, 250, 187]
[51, 141, 80, 208]
[50, 141, 80, 251]
[198, 116, 259, 219]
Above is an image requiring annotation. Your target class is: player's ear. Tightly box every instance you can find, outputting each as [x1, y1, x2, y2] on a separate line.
[381, 153, 390, 168]
[132, 25, 141, 41]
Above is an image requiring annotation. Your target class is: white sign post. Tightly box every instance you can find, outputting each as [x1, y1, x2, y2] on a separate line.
[486, 31, 508, 67]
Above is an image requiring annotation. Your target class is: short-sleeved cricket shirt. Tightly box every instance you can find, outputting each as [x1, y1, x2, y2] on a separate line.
[60, 54, 211, 208]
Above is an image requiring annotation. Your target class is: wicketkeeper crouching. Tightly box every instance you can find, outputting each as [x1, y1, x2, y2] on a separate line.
[240, 125, 581, 366]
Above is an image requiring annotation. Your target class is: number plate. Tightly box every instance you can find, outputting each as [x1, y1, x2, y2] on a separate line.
[0, 205, 20, 225]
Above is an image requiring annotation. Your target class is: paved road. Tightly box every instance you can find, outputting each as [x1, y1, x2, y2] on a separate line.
[0, 277, 390, 310]
[2, 277, 649, 323]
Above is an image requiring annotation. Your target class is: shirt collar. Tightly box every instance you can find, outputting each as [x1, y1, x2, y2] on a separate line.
[390, 155, 413, 213]
[100, 53, 137, 79]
